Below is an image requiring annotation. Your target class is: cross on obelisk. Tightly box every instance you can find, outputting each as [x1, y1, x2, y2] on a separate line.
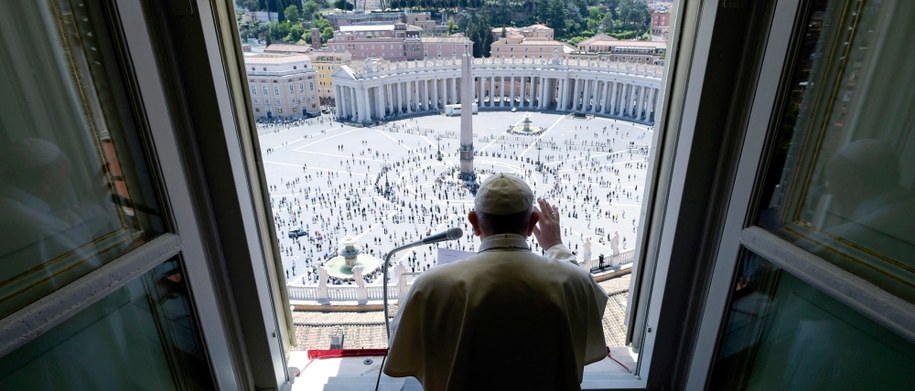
[459, 38, 475, 180]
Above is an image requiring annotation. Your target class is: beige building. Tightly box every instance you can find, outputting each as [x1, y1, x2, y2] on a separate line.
[263, 43, 312, 55]
[326, 24, 425, 61]
[310, 50, 352, 106]
[421, 36, 468, 59]
[491, 24, 554, 41]
[244, 54, 320, 120]
[573, 35, 667, 65]
[490, 36, 573, 60]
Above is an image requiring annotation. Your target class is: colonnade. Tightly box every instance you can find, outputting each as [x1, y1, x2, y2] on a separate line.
[333, 60, 661, 125]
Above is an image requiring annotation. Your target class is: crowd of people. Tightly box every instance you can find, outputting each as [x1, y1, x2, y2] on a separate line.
[262, 114, 652, 287]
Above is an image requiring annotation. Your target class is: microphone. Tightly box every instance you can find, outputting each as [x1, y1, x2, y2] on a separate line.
[382, 227, 463, 336]
[377, 227, 464, 391]
[421, 227, 464, 244]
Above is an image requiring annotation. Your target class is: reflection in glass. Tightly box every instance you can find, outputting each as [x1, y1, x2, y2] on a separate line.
[0, 2, 164, 316]
[0, 258, 214, 390]
[758, 0, 915, 302]
[710, 254, 915, 390]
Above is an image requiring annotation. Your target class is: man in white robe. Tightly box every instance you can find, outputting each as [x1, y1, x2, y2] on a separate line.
[384, 173, 607, 390]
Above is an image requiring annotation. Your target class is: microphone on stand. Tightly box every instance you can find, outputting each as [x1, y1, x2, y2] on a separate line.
[421, 227, 464, 244]
[377, 228, 463, 390]
[382, 228, 463, 338]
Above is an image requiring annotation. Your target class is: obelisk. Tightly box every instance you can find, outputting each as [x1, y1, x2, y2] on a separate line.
[459, 38, 475, 179]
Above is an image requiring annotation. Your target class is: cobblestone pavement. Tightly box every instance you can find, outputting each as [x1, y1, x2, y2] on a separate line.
[293, 274, 631, 350]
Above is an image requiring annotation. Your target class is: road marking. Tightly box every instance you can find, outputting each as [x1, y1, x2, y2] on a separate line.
[519, 115, 565, 157]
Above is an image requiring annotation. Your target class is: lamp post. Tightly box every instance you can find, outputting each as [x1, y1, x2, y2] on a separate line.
[536, 139, 542, 172]
[437, 135, 443, 161]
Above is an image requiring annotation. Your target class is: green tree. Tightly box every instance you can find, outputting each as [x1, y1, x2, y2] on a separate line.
[265, 21, 291, 43]
[540, 0, 567, 36]
[599, 11, 614, 33]
[459, 11, 494, 57]
[238, 0, 259, 10]
[286, 23, 305, 42]
[302, 1, 320, 19]
[284, 5, 300, 23]
[334, 0, 354, 10]
[321, 26, 334, 43]
[616, 0, 650, 34]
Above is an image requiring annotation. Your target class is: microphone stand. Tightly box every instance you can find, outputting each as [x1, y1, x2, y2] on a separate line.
[376, 240, 424, 391]
[376, 229, 460, 391]
[382, 240, 424, 340]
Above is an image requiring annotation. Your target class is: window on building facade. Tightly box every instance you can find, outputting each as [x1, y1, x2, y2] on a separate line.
[273, 86, 280, 96]
[250, 85, 256, 95]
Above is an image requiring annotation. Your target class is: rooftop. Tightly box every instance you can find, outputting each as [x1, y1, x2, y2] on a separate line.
[244, 53, 312, 65]
[264, 43, 312, 54]
[580, 37, 667, 49]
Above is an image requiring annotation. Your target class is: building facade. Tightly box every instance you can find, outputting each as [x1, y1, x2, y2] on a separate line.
[332, 56, 662, 125]
[491, 24, 555, 41]
[420, 36, 467, 59]
[573, 35, 668, 65]
[244, 54, 320, 120]
[326, 12, 403, 29]
[326, 23, 425, 61]
[310, 50, 352, 107]
[652, 10, 671, 36]
[490, 36, 574, 59]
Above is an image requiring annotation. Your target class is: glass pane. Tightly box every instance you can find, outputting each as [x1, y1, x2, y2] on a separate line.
[757, 0, 915, 302]
[0, 257, 214, 390]
[710, 253, 915, 390]
[0, 1, 164, 317]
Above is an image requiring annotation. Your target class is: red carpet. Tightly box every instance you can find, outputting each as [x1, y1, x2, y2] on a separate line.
[307, 348, 388, 359]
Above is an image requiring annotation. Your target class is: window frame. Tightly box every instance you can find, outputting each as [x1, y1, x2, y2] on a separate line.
[683, 0, 915, 388]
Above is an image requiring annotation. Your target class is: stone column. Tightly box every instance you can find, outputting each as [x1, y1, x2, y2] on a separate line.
[591, 81, 600, 113]
[477, 76, 486, 109]
[489, 77, 495, 107]
[432, 79, 439, 110]
[361, 88, 371, 123]
[648, 88, 660, 123]
[334, 85, 342, 119]
[375, 86, 384, 120]
[510, 76, 516, 108]
[388, 83, 395, 115]
[337, 86, 346, 118]
[636, 85, 643, 120]
[573, 78, 581, 111]
[499, 76, 507, 107]
[423, 80, 432, 111]
[524, 76, 537, 109]
[540, 78, 548, 109]
[601, 81, 610, 114]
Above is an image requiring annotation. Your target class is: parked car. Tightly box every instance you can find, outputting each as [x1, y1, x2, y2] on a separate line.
[288, 228, 306, 239]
